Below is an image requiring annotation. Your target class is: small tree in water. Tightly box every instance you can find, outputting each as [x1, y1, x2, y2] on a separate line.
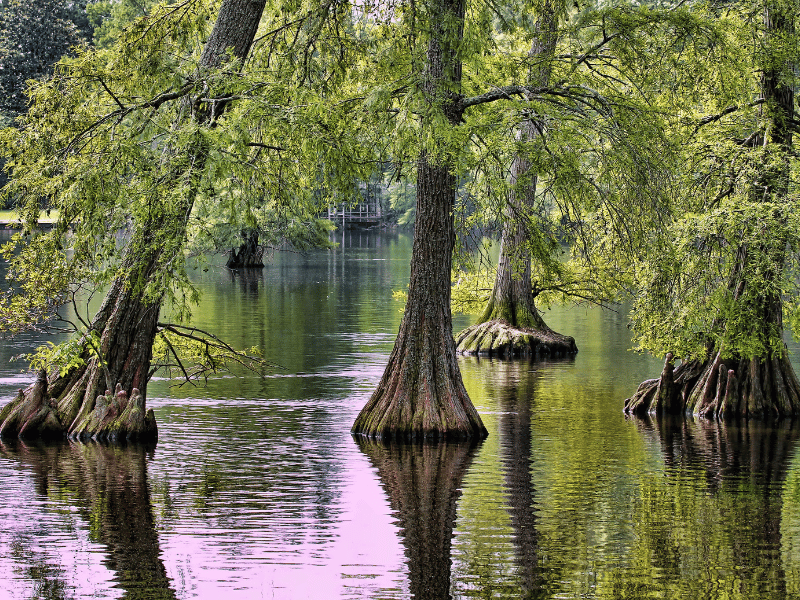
[454, 1, 577, 359]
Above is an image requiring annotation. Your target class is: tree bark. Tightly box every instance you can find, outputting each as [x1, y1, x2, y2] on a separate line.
[352, 0, 488, 441]
[455, 3, 576, 359]
[0, 0, 268, 443]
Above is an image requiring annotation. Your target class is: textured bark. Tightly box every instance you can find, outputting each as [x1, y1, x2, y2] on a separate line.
[352, 0, 487, 440]
[624, 348, 800, 419]
[356, 439, 479, 600]
[455, 3, 575, 359]
[0, 0, 268, 442]
[226, 228, 264, 269]
[455, 318, 576, 359]
[352, 153, 488, 440]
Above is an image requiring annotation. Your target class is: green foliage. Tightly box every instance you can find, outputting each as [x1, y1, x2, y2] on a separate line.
[86, 0, 160, 48]
[0, 0, 91, 115]
[630, 201, 800, 359]
[578, 0, 800, 361]
[387, 181, 416, 226]
[151, 323, 277, 384]
[3, 0, 794, 375]
[22, 330, 102, 376]
[0, 0, 371, 334]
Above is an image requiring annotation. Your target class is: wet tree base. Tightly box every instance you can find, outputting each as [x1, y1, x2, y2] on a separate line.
[625, 351, 800, 419]
[0, 371, 157, 443]
[455, 319, 577, 359]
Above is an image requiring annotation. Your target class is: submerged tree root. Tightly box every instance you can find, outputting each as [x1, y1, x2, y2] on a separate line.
[455, 319, 577, 358]
[625, 350, 800, 419]
[0, 369, 157, 442]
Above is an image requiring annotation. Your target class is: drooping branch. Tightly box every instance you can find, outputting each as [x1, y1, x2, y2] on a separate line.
[457, 84, 615, 115]
[152, 322, 284, 385]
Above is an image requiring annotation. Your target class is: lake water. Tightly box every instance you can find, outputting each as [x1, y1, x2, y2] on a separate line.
[1, 228, 800, 599]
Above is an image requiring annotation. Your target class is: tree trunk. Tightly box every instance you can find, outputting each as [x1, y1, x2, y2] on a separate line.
[455, 3, 576, 359]
[352, 0, 487, 441]
[352, 153, 488, 440]
[226, 228, 264, 269]
[0, 0, 268, 443]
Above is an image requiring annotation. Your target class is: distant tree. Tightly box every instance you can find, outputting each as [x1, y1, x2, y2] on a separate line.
[0, 0, 89, 116]
[86, 0, 159, 48]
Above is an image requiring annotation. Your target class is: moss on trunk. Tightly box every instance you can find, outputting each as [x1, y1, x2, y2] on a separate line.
[625, 350, 800, 419]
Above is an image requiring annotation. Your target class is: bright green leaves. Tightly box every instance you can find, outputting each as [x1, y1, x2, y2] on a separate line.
[151, 323, 275, 384]
[23, 331, 103, 377]
[629, 201, 800, 360]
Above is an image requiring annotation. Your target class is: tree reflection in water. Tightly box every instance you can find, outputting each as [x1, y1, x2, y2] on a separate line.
[0, 440, 176, 599]
[356, 439, 480, 600]
[483, 357, 574, 599]
[624, 415, 800, 599]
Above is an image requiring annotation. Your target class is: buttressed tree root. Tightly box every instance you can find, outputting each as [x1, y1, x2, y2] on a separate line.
[455, 319, 577, 359]
[624, 351, 800, 419]
[0, 370, 157, 442]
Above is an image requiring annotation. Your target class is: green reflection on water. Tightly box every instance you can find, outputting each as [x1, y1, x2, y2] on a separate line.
[2, 229, 800, 599]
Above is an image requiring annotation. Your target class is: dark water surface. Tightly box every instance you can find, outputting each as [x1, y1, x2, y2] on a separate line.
[2, 229, 800, 599]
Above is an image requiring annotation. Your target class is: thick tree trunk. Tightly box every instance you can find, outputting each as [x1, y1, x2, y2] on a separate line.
[352, 0, 487, 440]
[352, 154, 488, 440]
[454, 218, 577, 356]
[226, 228, 264, 269]
[455, 3, 576, 359]
[0, 0, 268, 442]
[356, 439, 479, 600]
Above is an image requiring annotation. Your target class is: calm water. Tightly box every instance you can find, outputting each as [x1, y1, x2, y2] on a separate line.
[1, 229, 800, 599]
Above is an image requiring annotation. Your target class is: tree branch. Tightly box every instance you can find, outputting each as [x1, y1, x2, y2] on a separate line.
[693, 99, 765, 134]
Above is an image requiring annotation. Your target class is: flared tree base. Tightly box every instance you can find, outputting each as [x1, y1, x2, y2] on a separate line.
[225, 231, 264, 269]
[0, 369, 157, 443]
[625, 351, 800, 419]
[455, 319, 577, 358]
[352, 375, 488, 442]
